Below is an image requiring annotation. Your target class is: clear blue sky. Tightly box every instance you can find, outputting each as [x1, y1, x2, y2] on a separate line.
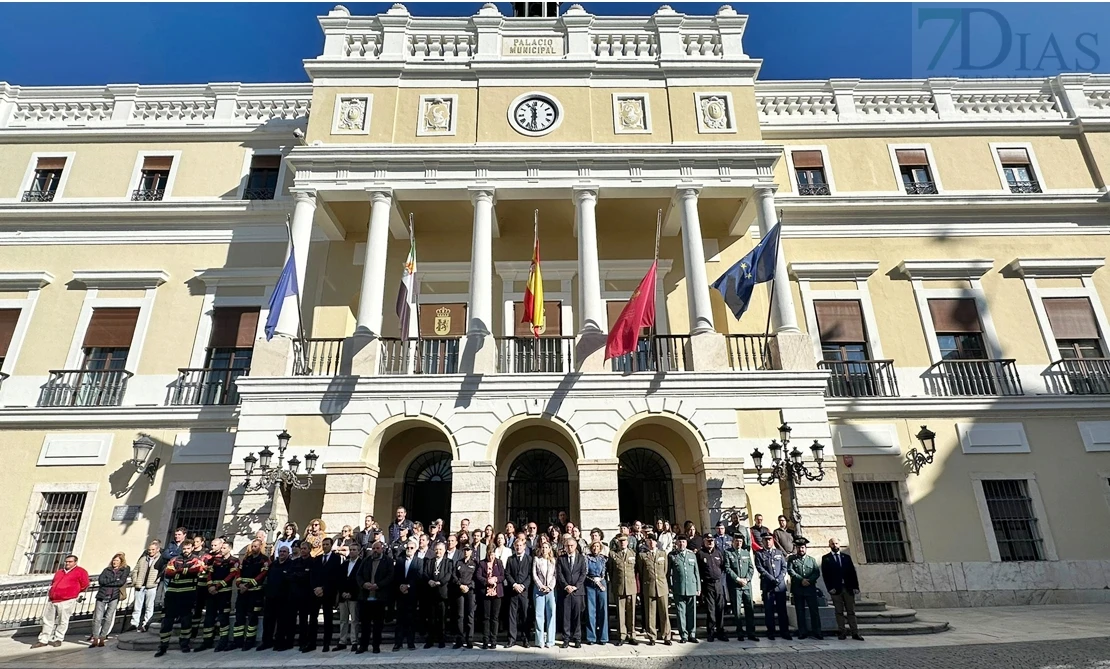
[0, 2, 1105, 86]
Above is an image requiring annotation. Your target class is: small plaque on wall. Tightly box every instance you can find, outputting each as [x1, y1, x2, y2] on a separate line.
[112, 505, 142, 522]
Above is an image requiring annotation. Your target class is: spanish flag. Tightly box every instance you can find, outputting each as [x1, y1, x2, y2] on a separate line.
[521, 211, 544, 337]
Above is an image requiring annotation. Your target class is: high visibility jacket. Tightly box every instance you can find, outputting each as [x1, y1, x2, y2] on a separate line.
[237, 553, 270, 591]
[164, 554, 205, 595]
[205, 554, 240, 593]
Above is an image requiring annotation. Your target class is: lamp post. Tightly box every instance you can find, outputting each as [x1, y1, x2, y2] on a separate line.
[750, 422, 825, 538]
[131, 434, 160, 484]
[906, 425, 937, 476]
[242, 431, 318, 537]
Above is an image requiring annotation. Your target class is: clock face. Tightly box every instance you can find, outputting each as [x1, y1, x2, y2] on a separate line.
[513, 96, 559, 134]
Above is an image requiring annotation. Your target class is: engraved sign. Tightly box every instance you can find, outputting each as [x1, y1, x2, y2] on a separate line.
[112, 505, 142, 522]
[502, 36, 564, 57]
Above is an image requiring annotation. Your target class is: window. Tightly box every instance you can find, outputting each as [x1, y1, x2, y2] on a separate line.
[167, 490, 223, 545]
[928, 298, 986, 360]
[852, 482, 910, 563]
[792, 151, 830, 196]
[507, 301, 565, 372]
[896, 149, 937, 194]
[133, 156, 172, 201]
[815, 300, 869, 361]
[28, 492, 87, 574]
[981, 479, 1044, 562]
[1043, 297, 1104, 359]
[22, 157, 66, 202]
[243, 155, 281, 200]
[82, 308, 139, 369]
[0, 309, 18, 370]
[199, 307, 258, 404]
[997, 148, 1041, 194]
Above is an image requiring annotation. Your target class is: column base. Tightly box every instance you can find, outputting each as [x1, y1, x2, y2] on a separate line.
[450, 460, 496, 528]
[685, 331, 729, 371]
[574, 330, 609, 373]
[769, 331, 817, 370]
[321, 462, 379, 532]
[460, 334, 497, 374]
[577, 459, 620, 538]
[345, 333, 382, 376]
[249, 336, 295, 377]
[696, 457, 748, 530]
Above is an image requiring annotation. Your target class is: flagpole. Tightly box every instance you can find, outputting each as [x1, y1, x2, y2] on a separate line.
[408, 213, 418, 373]
[652, 209, 661, 368]
[759, 209, 783, 368]
[533, 209, 541, 370]
[285, 214, 310, 375]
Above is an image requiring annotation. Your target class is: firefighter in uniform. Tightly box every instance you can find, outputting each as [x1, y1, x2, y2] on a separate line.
[191, 536, 222, 639]
[156, 542, 204, 656]
[234, 538, 270, 650]
[201, 539, 240, 651]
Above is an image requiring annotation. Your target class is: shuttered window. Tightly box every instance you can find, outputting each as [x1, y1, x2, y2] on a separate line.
[0, 309, 18, 361]
[142, 156, 174, 171]
[814, 300, 866, 343]
[83, 308, 140, 348]
[928, 299, 981, 333]
[1043, 298, 1099, 340]
[36, 157, 67, 170]
[250, 155, 281, 170]
[791, 150, 824, 168]
[512, 301, 562, 337]
[895, 149, 929, 166]
[208, 307, 260, 348]
[997, 148, 1031, 164]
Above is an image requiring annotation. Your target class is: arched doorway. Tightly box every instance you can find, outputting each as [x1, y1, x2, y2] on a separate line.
[402, 450, 453, 529]
[618, 447, 675, 524]
[506, 449, 569, 530]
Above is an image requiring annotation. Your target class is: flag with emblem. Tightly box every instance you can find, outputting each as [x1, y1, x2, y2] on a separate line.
[395, 215, 417, 341]
[711, 222, 780, 320]
[605, 261, 657, 360]
[521, 210, 545, 337]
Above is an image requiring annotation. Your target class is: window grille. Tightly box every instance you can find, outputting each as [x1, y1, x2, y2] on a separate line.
[852, 481, 910, 563]
[981, 479, 1044, 561]
[168, 490, 224, 544]
[28, 492, 87, 574]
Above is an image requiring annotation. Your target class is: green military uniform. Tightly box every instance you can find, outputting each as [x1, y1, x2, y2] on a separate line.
[667, 547, 700, 642]
[787, 550, 823, 639]
[724, 545, 757, 640]
[637, 549, 671, 642]
[607, 547, 639, 643]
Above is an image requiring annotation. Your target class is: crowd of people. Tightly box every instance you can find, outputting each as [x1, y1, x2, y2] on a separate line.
[29, 507, 865, 655]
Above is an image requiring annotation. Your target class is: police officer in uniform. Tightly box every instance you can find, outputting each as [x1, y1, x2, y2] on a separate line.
[696, 532, 727, 642]
[755, 532, 791, 640]
[258, 545, 295, 651]
[156, 542, 204, 656]
[636, 534, 671, 646]
[234, 538, 270, 650]
[201, 539, 240, 651]
[724, 533, 758, 642]
[605, 534, 638, 645]
[787, 537, 823, 640]
[666, 535, 700, 643]
[453, 544, 478, 648]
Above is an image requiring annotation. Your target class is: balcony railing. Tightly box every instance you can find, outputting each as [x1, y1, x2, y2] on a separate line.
[21, 189, 56, 202]
[380, 337, 460, 375]
[798, 183, 831, 196]
[1008, 180, 1042, 194]
[611, 335, 691, 373]
[131, 188, 165, 202]
[819, 359, 899, 398]
[169, 367, 248, 405]
[243, 186, 276, 201]
[904, 181, 938, 195]
[727, 334, 772, 371]
[38, 369, 133, 407]
[1044, 358, 1110, 395]
[0, 577, 139, 632]
[294, 338, 345, 376]
[923, 359, 1023, 397]
[497, 337, 575, 373]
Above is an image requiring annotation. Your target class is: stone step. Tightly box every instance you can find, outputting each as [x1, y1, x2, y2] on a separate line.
[855, 607, 919, 624]
[858, 620, 951, 635]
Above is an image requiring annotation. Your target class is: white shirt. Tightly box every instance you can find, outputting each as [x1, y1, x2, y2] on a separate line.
[404, 557, 414, 576]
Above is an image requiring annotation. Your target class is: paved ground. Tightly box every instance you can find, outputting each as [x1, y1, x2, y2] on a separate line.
[0, 604, 1108, 668]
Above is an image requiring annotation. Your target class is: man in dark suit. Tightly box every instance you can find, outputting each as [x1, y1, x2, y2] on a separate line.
[820, 538, 864, 641]
[504, 537, 533, 648]
[314, 538, 345, 652]
[392, 538, 421, 651]
[556, 534, 586, 648]
[356, 539, 394, 654]
[422, 541, 454, 648]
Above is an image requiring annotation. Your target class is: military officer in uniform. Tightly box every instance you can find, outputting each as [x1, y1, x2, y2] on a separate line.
[606, 534, 638, 645]
[636, 534, 671, 646]
[787, 538, 823, 640]
[755, 532, 791, 640]
[666, 535, 700, 643]
[696, 532, 728, 642]
[724, 533, 758, 642]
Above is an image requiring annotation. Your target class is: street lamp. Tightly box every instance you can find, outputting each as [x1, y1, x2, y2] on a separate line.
[242, 431, 318, 536]
[750, 422, 826, 537]
[906, 425, 937, 476]
[131, 434, 160, 484]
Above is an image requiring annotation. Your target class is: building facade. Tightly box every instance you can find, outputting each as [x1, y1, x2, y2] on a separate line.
[2, 3, 1110, 609]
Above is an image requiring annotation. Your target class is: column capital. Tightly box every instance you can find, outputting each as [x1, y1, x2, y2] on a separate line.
[367, 187, 393, 205]
[754, 183, 779, 200]
[675, 184, 703, 200]
[467, 186, 495, 204]
[572, 184, 599, 202]
[291, 188, 318, 204]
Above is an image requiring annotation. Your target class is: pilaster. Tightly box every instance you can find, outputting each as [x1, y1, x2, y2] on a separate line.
[577, 459, 620, 536]
[321, 462, 379, 532]
[696, 457, 748, 529]
[450, 460, 496, 529]
[789, 461, 847, 550]
[249, 336, 296, 377]
[768, 331, 817, 370]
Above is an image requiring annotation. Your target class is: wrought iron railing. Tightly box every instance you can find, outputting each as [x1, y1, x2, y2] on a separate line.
[1008, 180, 1042, 194]
[923, 358, 1023, 397]
[610, 335, 691, 373]
[496, 337, 575, 373]
[38, 369, 133, 407]
[380, 337, 460, 375]
[169, 367, 248, 405]
[1044, 358, 1110, 395]
[798, 183, 831, 196]
[904, 181, 938, 195]
[243, 186, 276, 201]
[726, 334, 772, 370]
[819, 359, 899, 398]
[293, 338, 345, 376]
[21, 189, 56, 202]
[0, 577, 137, 631]
[131, 188, 165, 201]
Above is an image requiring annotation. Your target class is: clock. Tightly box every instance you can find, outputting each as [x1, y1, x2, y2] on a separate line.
[508, 93, 562, 136]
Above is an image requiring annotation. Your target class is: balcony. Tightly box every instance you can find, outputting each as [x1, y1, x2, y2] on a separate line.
[169, 367, 248, 405]
[727, 334, 771, 371]
[294, 338, 345, 376]
[379, 337, 459, 375]
[1008, 180, 1042, 194]
[1044, 358, 1110, 395]
[497, 337, 574, 373]
[38, 369, 133, 407]
[798, 183, 831, 196]
[131, 188, 165, 202]
[243, 187, 276, 201]
[610, 335, 690, 373]
[819, 359, 899, 398]
[904, 181, 938, 195]
[21, 189, 56, 202]
[923, 359, 1023, 397]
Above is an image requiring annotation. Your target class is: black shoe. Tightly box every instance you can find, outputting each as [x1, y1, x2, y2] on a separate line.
[628, 637, 637, 646]
[690, 637, 699, 643]
[373, 646, 381, 653]
[749, 636, 760, 642]
[614, 640, 622, 646]
[664, 639, 672, 646]
[355, 647, 365, 654]
[707, 636, 715, 642]
[392, 644, 402, 652]
[782, 635, 793, 640]
[181, 645, 192, 653]
[256, 644, 271, 651]
[798, 633, 809, 640]
[454, 641, 463, 649]
[678, 638, 686, 644]
[154, 646, 167, 657]
[407, 643, 416, 650]
[334, 643, 346, 651]
[838, 634, 847, 640]
[718, 635, 729, 642]
[424, 642, 433, 649]
[573, 641, 581, 649]
[814, 634, 824, 640]
[561, 640, 569, 649]
[647, 638, 655, 646]
[852, 634, 865, 641]
[767, 635, 776, 641]
[438, 641, 445, 648]
[322, 645, 331, 652]
[523, 640, 531, 648]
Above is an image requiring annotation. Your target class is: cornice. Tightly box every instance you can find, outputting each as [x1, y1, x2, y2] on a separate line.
[1009, 257, 1106, 278]
[0, 199, 292, 222]
[826, 395, 1110, 417]
[288, 142, 784, 164]
[789, 261, 879, 281]
[898, 258, 994, 280]
[0, 405, 238, 428]
[776, 191, 1108, 214]
[71, 269, 169, 290]
[0, 271, 54, 291]
[193, 267, 281, 287]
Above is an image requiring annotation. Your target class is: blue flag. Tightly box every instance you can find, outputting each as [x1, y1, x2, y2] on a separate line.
[711, 223, 780, 320]
[264, 253, 300, 340]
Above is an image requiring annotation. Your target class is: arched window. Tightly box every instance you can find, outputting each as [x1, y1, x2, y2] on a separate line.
[505, 449, 569, 531]
[402, 450, 453, 529]
[618, 447, 675, 524]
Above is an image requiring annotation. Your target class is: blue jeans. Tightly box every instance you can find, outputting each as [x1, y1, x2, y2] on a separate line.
[533, 589, 556, 647]
[585, 586, 609, 644]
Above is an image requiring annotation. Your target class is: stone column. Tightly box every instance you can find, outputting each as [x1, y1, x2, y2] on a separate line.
[577, 459, 620, 538]
[450, 460, 496, 529]
[787, 461, 847, 550]
[695, 457, 748, 529]
[320, 463, 379, 532]
[677, 186, 728, 370]
[754, 186, 815, 371]
[573, 186, 607, 371]
[348, 189, 393, 375]
[462, 188, 497, 374]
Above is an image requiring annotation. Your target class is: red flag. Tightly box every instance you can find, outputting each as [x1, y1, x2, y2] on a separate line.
[605, 261, 657, 360]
